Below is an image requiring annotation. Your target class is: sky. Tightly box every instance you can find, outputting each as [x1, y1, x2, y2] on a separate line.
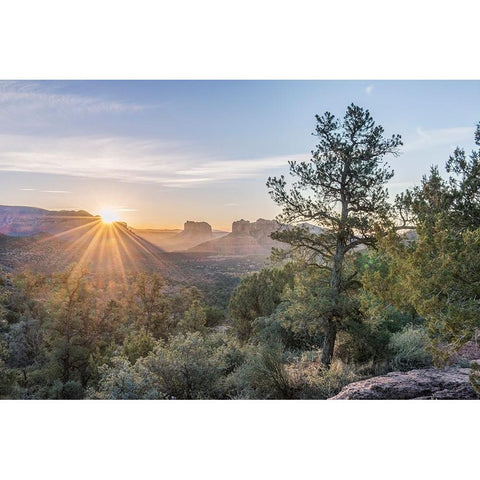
[0, 80, 479, 230]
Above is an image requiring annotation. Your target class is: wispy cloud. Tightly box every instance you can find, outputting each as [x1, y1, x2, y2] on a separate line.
[2, 126, 473, 190]
[19, 188, 35, 191]
[0, 81, 146, 118]
[365, 84, 374, 95]
[404, 126, 475, 152]
[175, 154, 306, 180]
[0, 133, 295, 188]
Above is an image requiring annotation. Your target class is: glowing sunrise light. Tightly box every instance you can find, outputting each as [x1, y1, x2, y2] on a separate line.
[99, 208, 119, 224]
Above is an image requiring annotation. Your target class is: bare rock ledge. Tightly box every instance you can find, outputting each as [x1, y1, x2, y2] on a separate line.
[330, 366, 479, 400]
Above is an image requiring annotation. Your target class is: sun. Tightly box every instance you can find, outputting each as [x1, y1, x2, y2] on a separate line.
[99, 208, 119, 224]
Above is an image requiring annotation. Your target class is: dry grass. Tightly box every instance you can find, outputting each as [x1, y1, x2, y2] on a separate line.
[286, 355, 360, 399]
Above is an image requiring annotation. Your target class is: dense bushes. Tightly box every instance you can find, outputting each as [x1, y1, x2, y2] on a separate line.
[0, 271, 233, 399]
[228, 266, 295, 343]
[0, 259, 444, 400]
[229, 341, 292, 399]
[388, 324, 432, 371]
[92, 329, 364, 400]
[93, 332, 248, 400]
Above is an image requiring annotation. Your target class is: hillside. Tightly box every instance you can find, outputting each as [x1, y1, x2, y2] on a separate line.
[0, 205, 95, 237]
[0, 220, 185, 282]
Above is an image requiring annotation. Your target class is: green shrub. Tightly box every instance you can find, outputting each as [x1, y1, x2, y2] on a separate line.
[0, 360, 14, 397]
[122, 328, 155, 364]
[469, 362, 480, 394]
[336, 320, 391, 365]
[252, 314, 323, 352]
[228, 266, 295, 343]
[92, 332, 243, 399]
[49, 380, 84, 399]
[90, 356, 162, 399]
[229, 342, 293, 399]
[389, 324, 432, 371]
[143, 332, 223, 399]
[204, 306, 225, 328]
[177, 300, 207, 333]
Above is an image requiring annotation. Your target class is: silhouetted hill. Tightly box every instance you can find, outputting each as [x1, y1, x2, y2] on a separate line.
[0, 205, 96, 237]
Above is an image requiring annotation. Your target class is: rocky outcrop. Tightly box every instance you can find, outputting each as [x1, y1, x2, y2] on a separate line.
[231, 218, 279, 238]
[181, 221, 212, 237]
[189, 218, 281, 255]
[330, 365, 479, 400]
[231, 219, 251, 235]
[249, 219, 280, 245]
[139, 221, 218, 252]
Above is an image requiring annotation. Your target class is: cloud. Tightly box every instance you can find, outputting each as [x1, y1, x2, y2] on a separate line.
[365, 84, 374, 95]
[19, 188, 35, 191]
[2, 126, 473, 191]
[0, 81, 146, 118]
[0, 133, 296, 187]
[404, 126, 475, 152]
[175, 154, 306, 179]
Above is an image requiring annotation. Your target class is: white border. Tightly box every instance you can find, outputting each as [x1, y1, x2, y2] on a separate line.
[1, 0, 478, 477]
[0, 0, 479, 79]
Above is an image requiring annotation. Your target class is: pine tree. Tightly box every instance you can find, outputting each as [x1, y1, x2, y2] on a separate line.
[267, 104, 402, 366]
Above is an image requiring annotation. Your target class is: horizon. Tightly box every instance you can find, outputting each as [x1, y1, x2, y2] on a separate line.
[1, 80, 479, 230]
[0, 202, 271, 232]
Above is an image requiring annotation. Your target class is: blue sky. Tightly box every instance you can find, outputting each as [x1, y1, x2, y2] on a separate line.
[0, 80, 478, 229]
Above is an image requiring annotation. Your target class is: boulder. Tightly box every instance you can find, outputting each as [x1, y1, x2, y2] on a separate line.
[330, 365, 479, 400]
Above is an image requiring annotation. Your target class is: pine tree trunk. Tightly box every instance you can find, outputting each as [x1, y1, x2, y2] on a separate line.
[321, 319, 337, 366]
[321, 244, 343, 367]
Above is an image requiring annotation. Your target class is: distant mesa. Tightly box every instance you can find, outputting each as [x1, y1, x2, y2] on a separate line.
[231, 219, 251, 236]
[134, 220, 226, 252]
[189, 218, 281, 255]
[168, 220, 215, 250]
[135, 219, 283, 255]
[180, 221, 213, 238]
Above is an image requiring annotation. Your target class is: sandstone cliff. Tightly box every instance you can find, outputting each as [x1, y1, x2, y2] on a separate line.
[180, 220, 212, 238]
[189, 218, 281, 255]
